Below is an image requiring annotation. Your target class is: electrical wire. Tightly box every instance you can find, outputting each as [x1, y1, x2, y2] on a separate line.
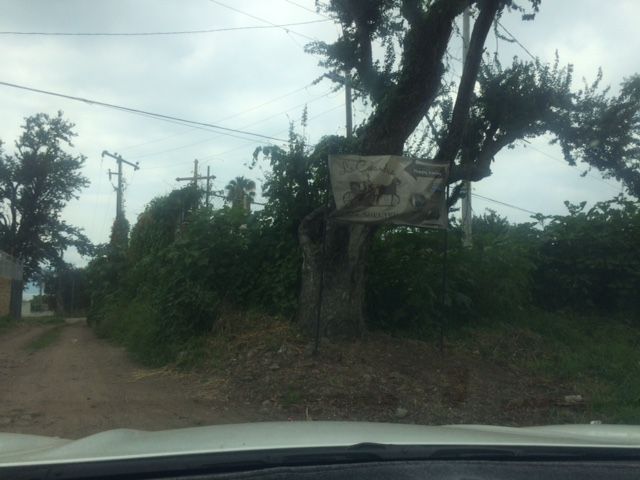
[131, 88, 338, 161]
[0, 79, 290, 143]
[284, 0, 331, 19]
[195, 101, 346, 163]
[521, 140, 621, 191]
[208, 190, 266, 206]
[495, 20, 536, 61]
[209, 0, 316, 41]
[142, 99, 345, 170]
[471, 193, 540, 215]
[0, 19, 328, 36]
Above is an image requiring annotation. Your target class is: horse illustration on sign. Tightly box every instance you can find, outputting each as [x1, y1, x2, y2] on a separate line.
[342, 177, 401, 207]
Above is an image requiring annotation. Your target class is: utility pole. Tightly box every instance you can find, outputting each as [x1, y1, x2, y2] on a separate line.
[193, 159, 199, 185]
[461, 7, 473, 247]
[205, 166, 211, 207]
[176, 159, 202, 186]
[102, 150, 139, 220]
[345, 70, 353, 139]
[176, 159, 216, 206]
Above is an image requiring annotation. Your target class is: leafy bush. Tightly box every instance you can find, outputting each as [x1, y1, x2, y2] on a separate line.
[367, 211, 538, 336]
[534, 197, 640, 313]
[88, 185, 302, 364]
[88, 172, 640, 366]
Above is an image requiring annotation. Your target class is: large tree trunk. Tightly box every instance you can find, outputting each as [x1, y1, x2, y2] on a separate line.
[298, 208, 374, 338]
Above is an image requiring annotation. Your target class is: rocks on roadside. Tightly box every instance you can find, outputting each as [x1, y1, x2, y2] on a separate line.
[559, 394, 584, 406]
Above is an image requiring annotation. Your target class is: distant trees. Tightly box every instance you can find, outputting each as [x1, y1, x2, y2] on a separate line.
[0, 112, 91, 281]
[225, 176, 256, 212]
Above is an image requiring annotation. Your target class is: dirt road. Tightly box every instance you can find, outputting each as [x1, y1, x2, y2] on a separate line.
[0, 321, 246, 439]
[0, 318, 582, 440]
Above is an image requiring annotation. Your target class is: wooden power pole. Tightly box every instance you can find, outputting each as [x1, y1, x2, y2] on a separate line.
[176, 159, 216, 206]
[205, 166, 212, 207]
[345, 70, 353, 139]
[102, 150, 139, 220]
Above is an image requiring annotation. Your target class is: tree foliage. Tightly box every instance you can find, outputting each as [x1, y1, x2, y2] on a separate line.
[308, 1, 640, 196]
[0, 112, 91, 280]
[43, 265, 90, 315]
[87, 183, 301, 364]
[295, 0, 640, 338]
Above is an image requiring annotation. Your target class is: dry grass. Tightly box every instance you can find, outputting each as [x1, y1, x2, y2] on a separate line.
[175, 311, 584, 426]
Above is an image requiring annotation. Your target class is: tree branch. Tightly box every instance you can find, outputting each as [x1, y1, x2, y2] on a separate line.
[435, 0, 502, 165]
[447, 182, 465, 207]
[400, 0, 423, 26]
[339, 2, 386, 102]
[449, 132, 516, 183]
[358, 0, 471, 155]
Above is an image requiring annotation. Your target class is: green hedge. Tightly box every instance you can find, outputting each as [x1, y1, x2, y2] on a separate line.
[88, 187, 640, 364]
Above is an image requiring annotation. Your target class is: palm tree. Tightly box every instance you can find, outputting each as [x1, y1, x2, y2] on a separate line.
[225, 176, 256, 212]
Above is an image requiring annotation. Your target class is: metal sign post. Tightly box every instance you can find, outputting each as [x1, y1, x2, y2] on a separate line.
[313, 210, 328, 356]
[440, 184, 450, 353]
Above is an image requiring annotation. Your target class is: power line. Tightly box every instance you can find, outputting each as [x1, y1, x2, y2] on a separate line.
[143, 158, 196, 171]
[0, 19, 328, 37]
[209, 0, 316, 41]
[142, 99, 345, 170]
[111, 104, 278, 145]
[208, 190, 266, 206]
[196, 101, 346, 163]
[472, 193, 540, 215]
[521, 140, 620, 191]
[284, 0, 331, 19]
[130, 88, 338, 161]
[119, 80, 329, 152]
[0, 79, 290, 143]
[118, 82, 319, 152]
[495, 21, 536, 61]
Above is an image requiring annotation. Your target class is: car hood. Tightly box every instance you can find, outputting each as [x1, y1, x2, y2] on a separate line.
[2, 422, 640, 466]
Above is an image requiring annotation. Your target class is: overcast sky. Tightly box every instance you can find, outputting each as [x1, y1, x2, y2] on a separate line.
[0, 0, 638, 266]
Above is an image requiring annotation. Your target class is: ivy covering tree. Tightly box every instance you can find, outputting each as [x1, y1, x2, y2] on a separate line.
[294, 0, 640, 338]
[0, 112, 91, 281]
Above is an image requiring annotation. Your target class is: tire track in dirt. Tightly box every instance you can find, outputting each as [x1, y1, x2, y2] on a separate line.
[0, 322, 246, 439]
[0, 323, 50, 385]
